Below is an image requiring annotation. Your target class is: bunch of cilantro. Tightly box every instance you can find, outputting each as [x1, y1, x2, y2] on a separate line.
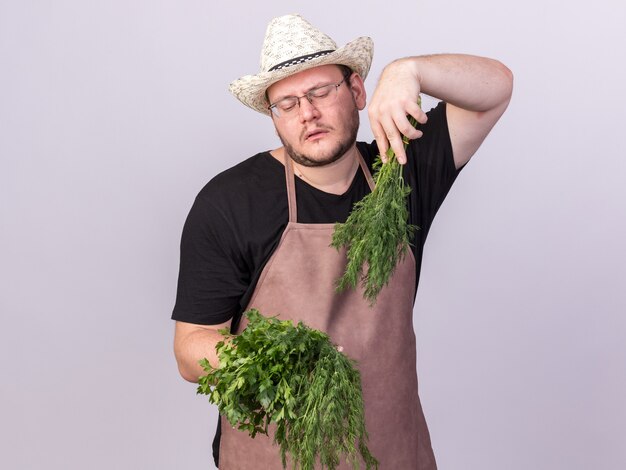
[197, 309, 378, 470]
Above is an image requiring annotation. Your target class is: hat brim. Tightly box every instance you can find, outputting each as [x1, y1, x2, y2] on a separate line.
[229, 36, 374, 114]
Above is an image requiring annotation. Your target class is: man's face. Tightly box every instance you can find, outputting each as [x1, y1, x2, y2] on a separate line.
[266, 64, 366, 167]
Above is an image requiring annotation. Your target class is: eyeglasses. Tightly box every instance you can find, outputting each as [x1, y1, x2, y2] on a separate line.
[268, 78, 346, 118]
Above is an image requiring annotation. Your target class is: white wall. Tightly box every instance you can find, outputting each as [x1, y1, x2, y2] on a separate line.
[1, 1, 624, 469]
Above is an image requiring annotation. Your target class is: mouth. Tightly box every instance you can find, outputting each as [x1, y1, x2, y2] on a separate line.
[304, 128, 330, 142]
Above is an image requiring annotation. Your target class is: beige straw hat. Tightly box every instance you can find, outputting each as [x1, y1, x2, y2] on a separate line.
[229, 14, 374, 114]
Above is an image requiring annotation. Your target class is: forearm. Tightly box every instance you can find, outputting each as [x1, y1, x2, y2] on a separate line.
[369, 53, 513, 165]
[174, 320, 231, 383]
[394, 53, 513, 112]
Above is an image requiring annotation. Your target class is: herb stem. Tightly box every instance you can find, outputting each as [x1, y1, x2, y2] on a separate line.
[331, 100, 422, 304]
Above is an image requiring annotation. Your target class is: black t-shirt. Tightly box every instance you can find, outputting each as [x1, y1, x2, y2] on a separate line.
[172, 101, 461, 327]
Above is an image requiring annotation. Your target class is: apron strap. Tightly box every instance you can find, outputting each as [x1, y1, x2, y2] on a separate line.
[357, 153, 375, 192]
[283, 152, 298, 223]
[283, 150, 376, 223]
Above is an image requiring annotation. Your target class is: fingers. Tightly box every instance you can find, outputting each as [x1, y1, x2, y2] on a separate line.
[368, 59, 427, 165]
[406, 100, 428, 126]
[370, 105, 426, 164]
[370, 120, 391, 163]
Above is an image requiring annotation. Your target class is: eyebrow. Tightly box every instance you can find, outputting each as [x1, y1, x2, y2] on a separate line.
[270, 79, 339, 103]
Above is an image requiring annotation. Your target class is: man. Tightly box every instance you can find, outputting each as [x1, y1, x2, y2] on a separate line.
[173, 14, 512, 469]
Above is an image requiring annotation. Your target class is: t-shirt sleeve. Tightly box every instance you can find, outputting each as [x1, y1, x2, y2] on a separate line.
[171, 190, 250, 325]
[404, 100, 462, 237]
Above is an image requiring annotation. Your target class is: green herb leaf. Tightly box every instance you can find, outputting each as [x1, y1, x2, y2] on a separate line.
[197, 309, 378, 470]
[331, 99, 422, 304]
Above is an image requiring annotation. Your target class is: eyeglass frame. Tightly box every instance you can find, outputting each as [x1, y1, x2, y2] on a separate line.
[267, 78, 347, 118]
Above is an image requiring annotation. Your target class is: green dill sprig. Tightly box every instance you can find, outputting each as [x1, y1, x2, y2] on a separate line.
[331, 102, 421, 304]
[197, 309, 378, 470]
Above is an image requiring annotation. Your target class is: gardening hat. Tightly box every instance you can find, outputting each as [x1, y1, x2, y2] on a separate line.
[229, 14, 374, 114]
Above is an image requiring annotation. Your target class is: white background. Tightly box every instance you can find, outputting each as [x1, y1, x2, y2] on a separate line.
[1, 1, 625, 469]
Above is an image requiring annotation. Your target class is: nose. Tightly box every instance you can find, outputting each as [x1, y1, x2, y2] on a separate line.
[297, 96, 320, 121]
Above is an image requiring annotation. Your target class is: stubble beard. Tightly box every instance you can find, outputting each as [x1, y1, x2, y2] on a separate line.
[277, 106, 360, 168]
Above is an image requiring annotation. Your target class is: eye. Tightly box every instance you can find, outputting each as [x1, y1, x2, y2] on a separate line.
[277, 98, 298, 112]
[310, 85, 333, 99]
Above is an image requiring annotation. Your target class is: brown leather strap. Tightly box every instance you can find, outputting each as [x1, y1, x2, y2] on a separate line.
[283, 152, 297, 223]
[358, 153, 375, 191]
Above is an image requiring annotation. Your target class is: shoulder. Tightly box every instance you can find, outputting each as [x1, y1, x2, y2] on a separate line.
[188, 152, 288, 239]
[419, 100, 449, 137]
[405, 101, 452, 168]
[194, 152, 284, 213]
[199, 152, 281, 198]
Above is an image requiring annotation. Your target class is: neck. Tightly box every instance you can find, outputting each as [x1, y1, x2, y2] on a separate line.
[272, 146, 361, 195]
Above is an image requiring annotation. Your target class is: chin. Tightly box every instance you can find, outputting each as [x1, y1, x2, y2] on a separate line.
[288, 140, 354, 167]
[293, 150, 345, 167]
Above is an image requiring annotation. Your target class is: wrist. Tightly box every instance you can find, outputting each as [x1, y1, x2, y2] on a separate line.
[383, 57, 423, 89]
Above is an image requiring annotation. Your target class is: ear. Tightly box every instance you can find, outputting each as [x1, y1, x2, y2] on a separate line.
[348, 73, 367, 110]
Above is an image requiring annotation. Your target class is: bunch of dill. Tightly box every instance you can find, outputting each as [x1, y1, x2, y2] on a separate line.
[331, 108, 420, 304]
[197, 309, 378, 470]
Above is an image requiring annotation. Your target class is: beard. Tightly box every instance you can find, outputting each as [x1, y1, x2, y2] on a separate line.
[277, 105, 360, 168]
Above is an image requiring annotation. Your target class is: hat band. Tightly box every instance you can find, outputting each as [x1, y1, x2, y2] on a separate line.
[268, 49, 335, 72]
